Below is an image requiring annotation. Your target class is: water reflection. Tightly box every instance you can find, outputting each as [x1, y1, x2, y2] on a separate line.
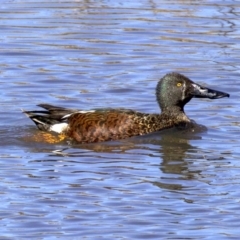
[39, 123, 207, 193]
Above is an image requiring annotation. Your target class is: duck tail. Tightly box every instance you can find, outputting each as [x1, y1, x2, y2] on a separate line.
[22, 110, 61, 131]
[22, 104, 75, 133]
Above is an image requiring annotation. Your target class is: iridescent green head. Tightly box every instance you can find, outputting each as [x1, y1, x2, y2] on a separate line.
[156, 72, 229, 112]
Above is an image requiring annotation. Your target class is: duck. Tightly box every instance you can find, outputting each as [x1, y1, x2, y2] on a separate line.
[23, 72, 229, 144]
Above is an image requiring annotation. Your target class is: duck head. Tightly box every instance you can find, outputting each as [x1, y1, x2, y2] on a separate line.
[156, 72, 229, 112]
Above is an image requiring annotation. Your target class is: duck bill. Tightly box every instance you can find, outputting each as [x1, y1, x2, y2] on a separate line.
[191, 83, 230, 99]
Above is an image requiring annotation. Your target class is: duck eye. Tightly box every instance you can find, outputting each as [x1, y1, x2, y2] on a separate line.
[177, 82, 182, 87]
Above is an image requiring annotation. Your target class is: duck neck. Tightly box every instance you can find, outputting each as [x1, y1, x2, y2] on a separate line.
[161, 105, 185, 115]
[159, 105, 191, 124]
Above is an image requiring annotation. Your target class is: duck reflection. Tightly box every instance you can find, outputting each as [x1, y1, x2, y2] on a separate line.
[25, 122, 206, 192]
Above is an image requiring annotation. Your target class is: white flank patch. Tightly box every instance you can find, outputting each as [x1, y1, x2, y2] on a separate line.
[62, 110, 96, 119]
[77, 110, 96, 113]
[50, 123, 68, 133]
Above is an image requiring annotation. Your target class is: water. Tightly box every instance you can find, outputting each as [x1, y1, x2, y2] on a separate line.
[0, 0, 240, 239]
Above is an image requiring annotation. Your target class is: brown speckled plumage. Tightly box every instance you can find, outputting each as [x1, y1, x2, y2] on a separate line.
[66, 110, 189, 143]
[23, 72, 229, 144]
